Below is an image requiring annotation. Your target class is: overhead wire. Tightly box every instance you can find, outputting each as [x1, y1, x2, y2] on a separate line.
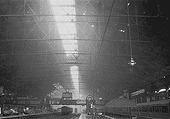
[89, 0, 116, 95]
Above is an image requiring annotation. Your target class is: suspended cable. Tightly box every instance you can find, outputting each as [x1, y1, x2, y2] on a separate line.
[89, 0, 116, 94]
[127, 0, 136, 66]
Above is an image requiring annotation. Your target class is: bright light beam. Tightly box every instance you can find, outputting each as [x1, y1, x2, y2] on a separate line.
[49, 0, 79, 97]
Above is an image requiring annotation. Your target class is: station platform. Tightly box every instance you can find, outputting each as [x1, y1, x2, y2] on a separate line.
[78, 114, 89, 119]
[79, 113, 116, 119]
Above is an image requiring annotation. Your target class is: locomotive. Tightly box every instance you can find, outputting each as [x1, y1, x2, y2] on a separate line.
[61, 106, 73, 115]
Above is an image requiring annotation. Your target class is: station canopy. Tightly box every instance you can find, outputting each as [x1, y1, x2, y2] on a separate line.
[105, 98, 136, 107]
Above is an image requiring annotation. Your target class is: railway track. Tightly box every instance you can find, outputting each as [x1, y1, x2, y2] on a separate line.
[54, 114, 81, 119]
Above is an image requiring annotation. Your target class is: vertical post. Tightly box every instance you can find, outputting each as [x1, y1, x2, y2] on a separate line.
[79, 82, 80, 99]
[23, 0, 26, 15]
[103, 87, 105, 117]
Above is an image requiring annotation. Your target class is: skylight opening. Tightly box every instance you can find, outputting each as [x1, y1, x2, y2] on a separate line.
[49, 0, 78, 57]
[70, 66, 79, 83]
[50, 0, 75, 5]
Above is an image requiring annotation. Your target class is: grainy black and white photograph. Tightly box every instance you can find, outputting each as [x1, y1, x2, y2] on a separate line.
[0, 0, 169, 119]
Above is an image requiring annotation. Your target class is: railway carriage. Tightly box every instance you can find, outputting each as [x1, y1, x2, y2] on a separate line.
[131, 99, 170, 119]
[104, 98, 170, 119]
